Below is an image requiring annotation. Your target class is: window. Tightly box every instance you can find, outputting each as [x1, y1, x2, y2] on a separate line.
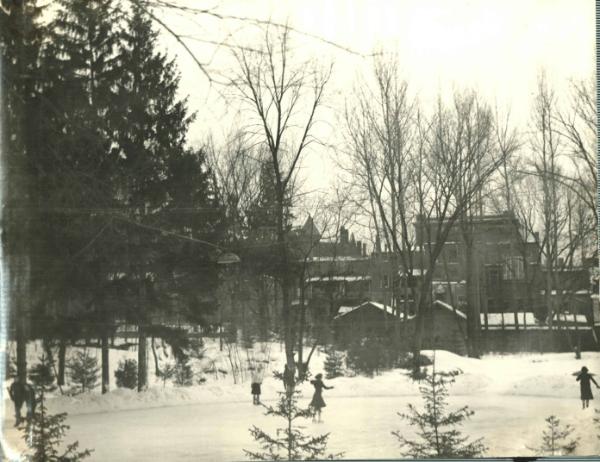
[445, 244, 459, 263]
[503, 256, 524, 280]
[381, 274, 390, 289]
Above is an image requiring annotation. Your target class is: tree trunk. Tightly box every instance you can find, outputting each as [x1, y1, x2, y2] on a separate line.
[101, 333, 109, 394]
[16, 309, 28, 383]
[57, 339, 66, 386]
[137, 325, 147, 391]
[297, 274, 307, 380]
[412, 275, 433, 372]
[151, 337, 161, 376]
[465, 243, 480, 358]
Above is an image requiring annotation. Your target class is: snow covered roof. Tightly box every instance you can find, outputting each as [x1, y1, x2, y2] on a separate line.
[334, 301, 412, 320]
[398, 268, 427, 276]
[482, 312, 539, 328]
[307, 256, 369, 262]
[481, 312, 590, 330]
[552, 313, 589, 323]
[433, 300, 467, 319]
[540, 290, 591, 295]
[306, 275, 371, 282]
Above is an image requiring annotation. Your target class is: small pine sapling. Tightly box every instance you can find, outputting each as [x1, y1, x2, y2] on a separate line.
[29, 354, 56, 392]
[323, 347, 344, 379]
[392, 359, 486, 458]
[243, 388, 344, 461]
[529, 415, 579, 456]
[67, 350, 100, 393]
[23, 388, 93, 461]
[157, 362, 177, 388]
[174, 355, 194, 386]
[115, 359, 138, 389]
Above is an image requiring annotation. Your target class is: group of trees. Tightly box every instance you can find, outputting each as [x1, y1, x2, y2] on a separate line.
[2, 0, 224, 393]
[341, 56, 596, 360]
[2, 0, 596, 393]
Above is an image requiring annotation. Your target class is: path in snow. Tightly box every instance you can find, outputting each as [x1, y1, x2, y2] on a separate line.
[4, 394, 599, 460]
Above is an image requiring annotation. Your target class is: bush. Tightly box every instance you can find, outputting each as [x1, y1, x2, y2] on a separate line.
[396, 352, 432, 370]
[157, 362, 176, 388]
[67, 350, 100, 393]
[29, 354, 56, 391]
[323, 347, 345, 379]
[345, 337, 392, 377]
[174, 356, 194, 386]
[114, 359, 138, 389]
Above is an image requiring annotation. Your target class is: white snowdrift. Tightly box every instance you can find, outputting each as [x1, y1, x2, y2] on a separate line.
[19, 343, 596, 417]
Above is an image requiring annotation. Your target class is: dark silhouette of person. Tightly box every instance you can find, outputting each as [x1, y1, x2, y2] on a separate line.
[576, 366, 599, 409]
[309, 373, 333, 422]
[251, 366, 263, 405]
[8, 379, 35, 426]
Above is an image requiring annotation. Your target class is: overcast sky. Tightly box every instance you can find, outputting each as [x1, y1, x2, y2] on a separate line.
[156, 0, 595, 194]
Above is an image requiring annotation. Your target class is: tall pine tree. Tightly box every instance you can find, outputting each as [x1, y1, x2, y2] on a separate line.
[0, 0, 45, 384]
[40, 0, 124, 394]
[112, 4, 223, 390]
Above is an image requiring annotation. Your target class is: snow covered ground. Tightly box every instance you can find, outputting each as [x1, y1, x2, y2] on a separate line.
[2, 341, 600, 460]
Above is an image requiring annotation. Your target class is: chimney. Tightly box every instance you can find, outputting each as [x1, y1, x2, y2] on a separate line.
[362, 243, 367, 256]
[340, 226, 348, 245]
[356, 240, 362, 255]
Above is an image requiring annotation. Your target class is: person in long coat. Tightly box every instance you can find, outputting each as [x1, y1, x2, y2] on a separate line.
[576, 366, 599, 409]
[309, 373, 333, 422]
[8, 379, 35, 426]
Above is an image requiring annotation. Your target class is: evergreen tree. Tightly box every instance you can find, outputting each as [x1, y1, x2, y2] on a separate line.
[345, 336, 390, 377]
[38, 0, 124, 395]
[112, 5, 224, 391]
[157, 361, 177, 388]
[29, 353, 56, 392]
[173, 355, 194, 387]
[115, 359, 138, 389]
[67, 350, 100, 393]
[23, 388, 92, 462]
[528, 415, 579, 456]
[392, 363, 487, 458]
[0, 0, 45, 384]
[244, 389, 343, 461]
[323, 347, 344, 379]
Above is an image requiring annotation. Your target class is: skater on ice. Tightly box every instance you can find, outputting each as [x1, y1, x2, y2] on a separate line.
[8, 378, 36, 426]
[251, 365, 263, 405]
[309, 373, 333, 422]
[576, 366, 599, 409]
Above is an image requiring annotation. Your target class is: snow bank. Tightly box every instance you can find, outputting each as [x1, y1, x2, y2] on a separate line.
[6, 339, 599, 417]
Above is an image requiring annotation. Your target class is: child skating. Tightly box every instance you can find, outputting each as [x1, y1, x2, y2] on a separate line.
[309, 373, 333, 422]
[576, 366, 599, 409]
[251, 365, 263, 405]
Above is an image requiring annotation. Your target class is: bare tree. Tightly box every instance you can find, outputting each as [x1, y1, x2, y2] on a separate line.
[527, 73, 570, 325]
[343, 55, 512, 364]
[228, 26, 331, 388]
[341, 56, 420, 349]
[206, 129, 262, 242]
[557, 77, 597, 231]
